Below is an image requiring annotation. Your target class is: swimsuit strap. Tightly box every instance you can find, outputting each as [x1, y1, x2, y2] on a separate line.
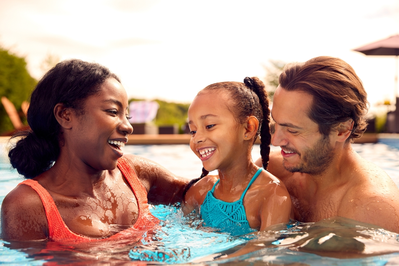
[239, 168, 263, 201]
[210, 168, 263, 200]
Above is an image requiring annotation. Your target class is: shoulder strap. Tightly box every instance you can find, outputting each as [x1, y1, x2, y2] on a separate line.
[210, 179, 219, 193]
[239, 168, 263, 201]
[18, 179, 68, 240]
[116, 156, 158, 228]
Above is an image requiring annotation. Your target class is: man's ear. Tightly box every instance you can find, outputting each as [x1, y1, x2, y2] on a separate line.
[244, 116, 259, 140]
[336, 119, 354, 142]
[54, 103, 73, 130]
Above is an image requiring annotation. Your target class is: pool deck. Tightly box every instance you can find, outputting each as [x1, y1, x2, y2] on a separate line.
[0, 133, 396, 145]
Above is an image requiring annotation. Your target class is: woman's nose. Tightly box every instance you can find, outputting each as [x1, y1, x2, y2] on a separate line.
[120, 117, 134, 135]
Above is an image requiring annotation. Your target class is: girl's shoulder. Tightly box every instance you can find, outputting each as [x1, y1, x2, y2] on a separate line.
[255, 169, 290, 194]
[194, 174, 219, 190]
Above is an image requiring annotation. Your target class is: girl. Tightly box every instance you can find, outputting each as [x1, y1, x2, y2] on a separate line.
[182, 77, 291, 236]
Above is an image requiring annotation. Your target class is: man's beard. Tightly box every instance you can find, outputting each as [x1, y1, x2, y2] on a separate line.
[283, 135, 334, 175]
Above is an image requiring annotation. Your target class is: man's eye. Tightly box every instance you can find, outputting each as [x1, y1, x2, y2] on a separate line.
[288, 130, 298, 134]
[270, 123, 275, 134]
[206, 124, 215, 129]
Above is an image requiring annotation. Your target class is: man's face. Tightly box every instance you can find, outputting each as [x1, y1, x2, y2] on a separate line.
[271, 86, 334, 175]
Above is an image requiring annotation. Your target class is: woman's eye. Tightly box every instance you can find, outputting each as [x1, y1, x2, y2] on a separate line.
[107, 109, 118, 115]
[206, 124, 215, 129]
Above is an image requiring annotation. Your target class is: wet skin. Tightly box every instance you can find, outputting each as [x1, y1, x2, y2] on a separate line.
[1, 78, 189, 241]
[256, 86, 399, 233]
[183, 90, 291, 231]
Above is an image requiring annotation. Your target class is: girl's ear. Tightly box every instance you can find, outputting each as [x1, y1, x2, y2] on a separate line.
[244, 116, 259, 140]
[54, 103, 73, 130]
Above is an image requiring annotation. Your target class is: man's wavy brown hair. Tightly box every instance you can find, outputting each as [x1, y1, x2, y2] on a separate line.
[279, 56, 369, 141]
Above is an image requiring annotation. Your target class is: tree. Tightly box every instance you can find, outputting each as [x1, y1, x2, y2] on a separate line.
[40, 52, 60, 74]
[129, 98, 189, 133]
[0, 46, 37, 134]
[262, 60, 286, 101]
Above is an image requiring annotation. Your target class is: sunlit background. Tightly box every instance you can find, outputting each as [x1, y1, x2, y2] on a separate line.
[1, 0, 398, 115]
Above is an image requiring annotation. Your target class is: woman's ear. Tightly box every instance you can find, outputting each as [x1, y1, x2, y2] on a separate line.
[244, 116, 259, 140]
[54, 103, 73, 130]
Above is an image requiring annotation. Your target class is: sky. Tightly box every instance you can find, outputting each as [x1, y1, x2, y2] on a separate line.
[0, 0, 398, 115]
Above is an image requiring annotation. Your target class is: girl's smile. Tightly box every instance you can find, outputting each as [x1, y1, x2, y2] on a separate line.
[188, 90, 247, 172]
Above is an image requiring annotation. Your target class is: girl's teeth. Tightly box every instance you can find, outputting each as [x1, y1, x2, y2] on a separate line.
[199, 148, 215, 157]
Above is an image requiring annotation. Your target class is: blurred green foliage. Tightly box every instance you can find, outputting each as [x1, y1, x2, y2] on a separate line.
[0, 47, 37, 134]
[129, 98, 190, 133]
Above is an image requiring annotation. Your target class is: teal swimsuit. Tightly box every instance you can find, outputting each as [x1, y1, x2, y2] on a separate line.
[200, 168, 263, 236]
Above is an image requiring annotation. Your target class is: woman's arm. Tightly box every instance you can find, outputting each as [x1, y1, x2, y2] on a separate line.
[124, 154, 190, 205]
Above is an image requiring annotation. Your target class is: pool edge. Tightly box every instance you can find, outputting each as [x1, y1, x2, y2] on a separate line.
[1, 133, 395, 145]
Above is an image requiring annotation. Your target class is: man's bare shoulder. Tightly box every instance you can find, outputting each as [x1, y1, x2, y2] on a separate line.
[341, 157, 399, 232]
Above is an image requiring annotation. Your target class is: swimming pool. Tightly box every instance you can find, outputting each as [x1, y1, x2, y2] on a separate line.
[1, 140, 399, 265]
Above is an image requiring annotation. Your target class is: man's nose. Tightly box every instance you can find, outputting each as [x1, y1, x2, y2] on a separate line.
[271, 124, 288, 147]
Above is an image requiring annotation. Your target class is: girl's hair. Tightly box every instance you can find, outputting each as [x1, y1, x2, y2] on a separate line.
[8, 59, 120, 179]
[183, 77, 271, 197]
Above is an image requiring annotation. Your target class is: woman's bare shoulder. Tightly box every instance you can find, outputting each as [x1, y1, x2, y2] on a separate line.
[1, 182, 48, 241]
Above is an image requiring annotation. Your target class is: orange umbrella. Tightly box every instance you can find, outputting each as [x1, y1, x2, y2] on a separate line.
[353, 34, 399, 98]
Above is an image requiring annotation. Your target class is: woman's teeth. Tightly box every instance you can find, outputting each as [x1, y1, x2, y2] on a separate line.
[199, 148, 215, 158]
[108, 140, 125, 148]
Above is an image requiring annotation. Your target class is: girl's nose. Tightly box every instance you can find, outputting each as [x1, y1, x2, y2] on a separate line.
[193, 130, 205, 144]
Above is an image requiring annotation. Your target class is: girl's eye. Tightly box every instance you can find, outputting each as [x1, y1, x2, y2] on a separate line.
[206, 124, 215, 129]
[126, 115, 132, 120]
[189, 130, 196, 136]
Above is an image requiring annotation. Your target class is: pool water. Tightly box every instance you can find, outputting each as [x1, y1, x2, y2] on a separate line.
[1, 140, 399, 265]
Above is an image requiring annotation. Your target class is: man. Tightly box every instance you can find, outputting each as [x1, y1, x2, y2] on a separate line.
[256, 56, 399, 233]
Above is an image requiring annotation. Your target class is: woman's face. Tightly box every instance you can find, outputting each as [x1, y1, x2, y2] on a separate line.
[68, 78, 133, 172]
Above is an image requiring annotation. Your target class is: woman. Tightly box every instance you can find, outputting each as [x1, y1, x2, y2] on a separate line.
[1, 59, 189, 242]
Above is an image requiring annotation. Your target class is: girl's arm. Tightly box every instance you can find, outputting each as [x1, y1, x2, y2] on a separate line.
[259, 183, 292, 231]
[182, 175, 218, 215]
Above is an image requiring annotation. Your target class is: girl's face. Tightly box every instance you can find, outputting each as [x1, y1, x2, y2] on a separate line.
[188, 90, 248, 172]
[68, 78, 133, 172]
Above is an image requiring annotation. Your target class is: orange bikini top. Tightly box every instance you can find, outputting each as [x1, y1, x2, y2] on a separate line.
[19, 156, 159, 243]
